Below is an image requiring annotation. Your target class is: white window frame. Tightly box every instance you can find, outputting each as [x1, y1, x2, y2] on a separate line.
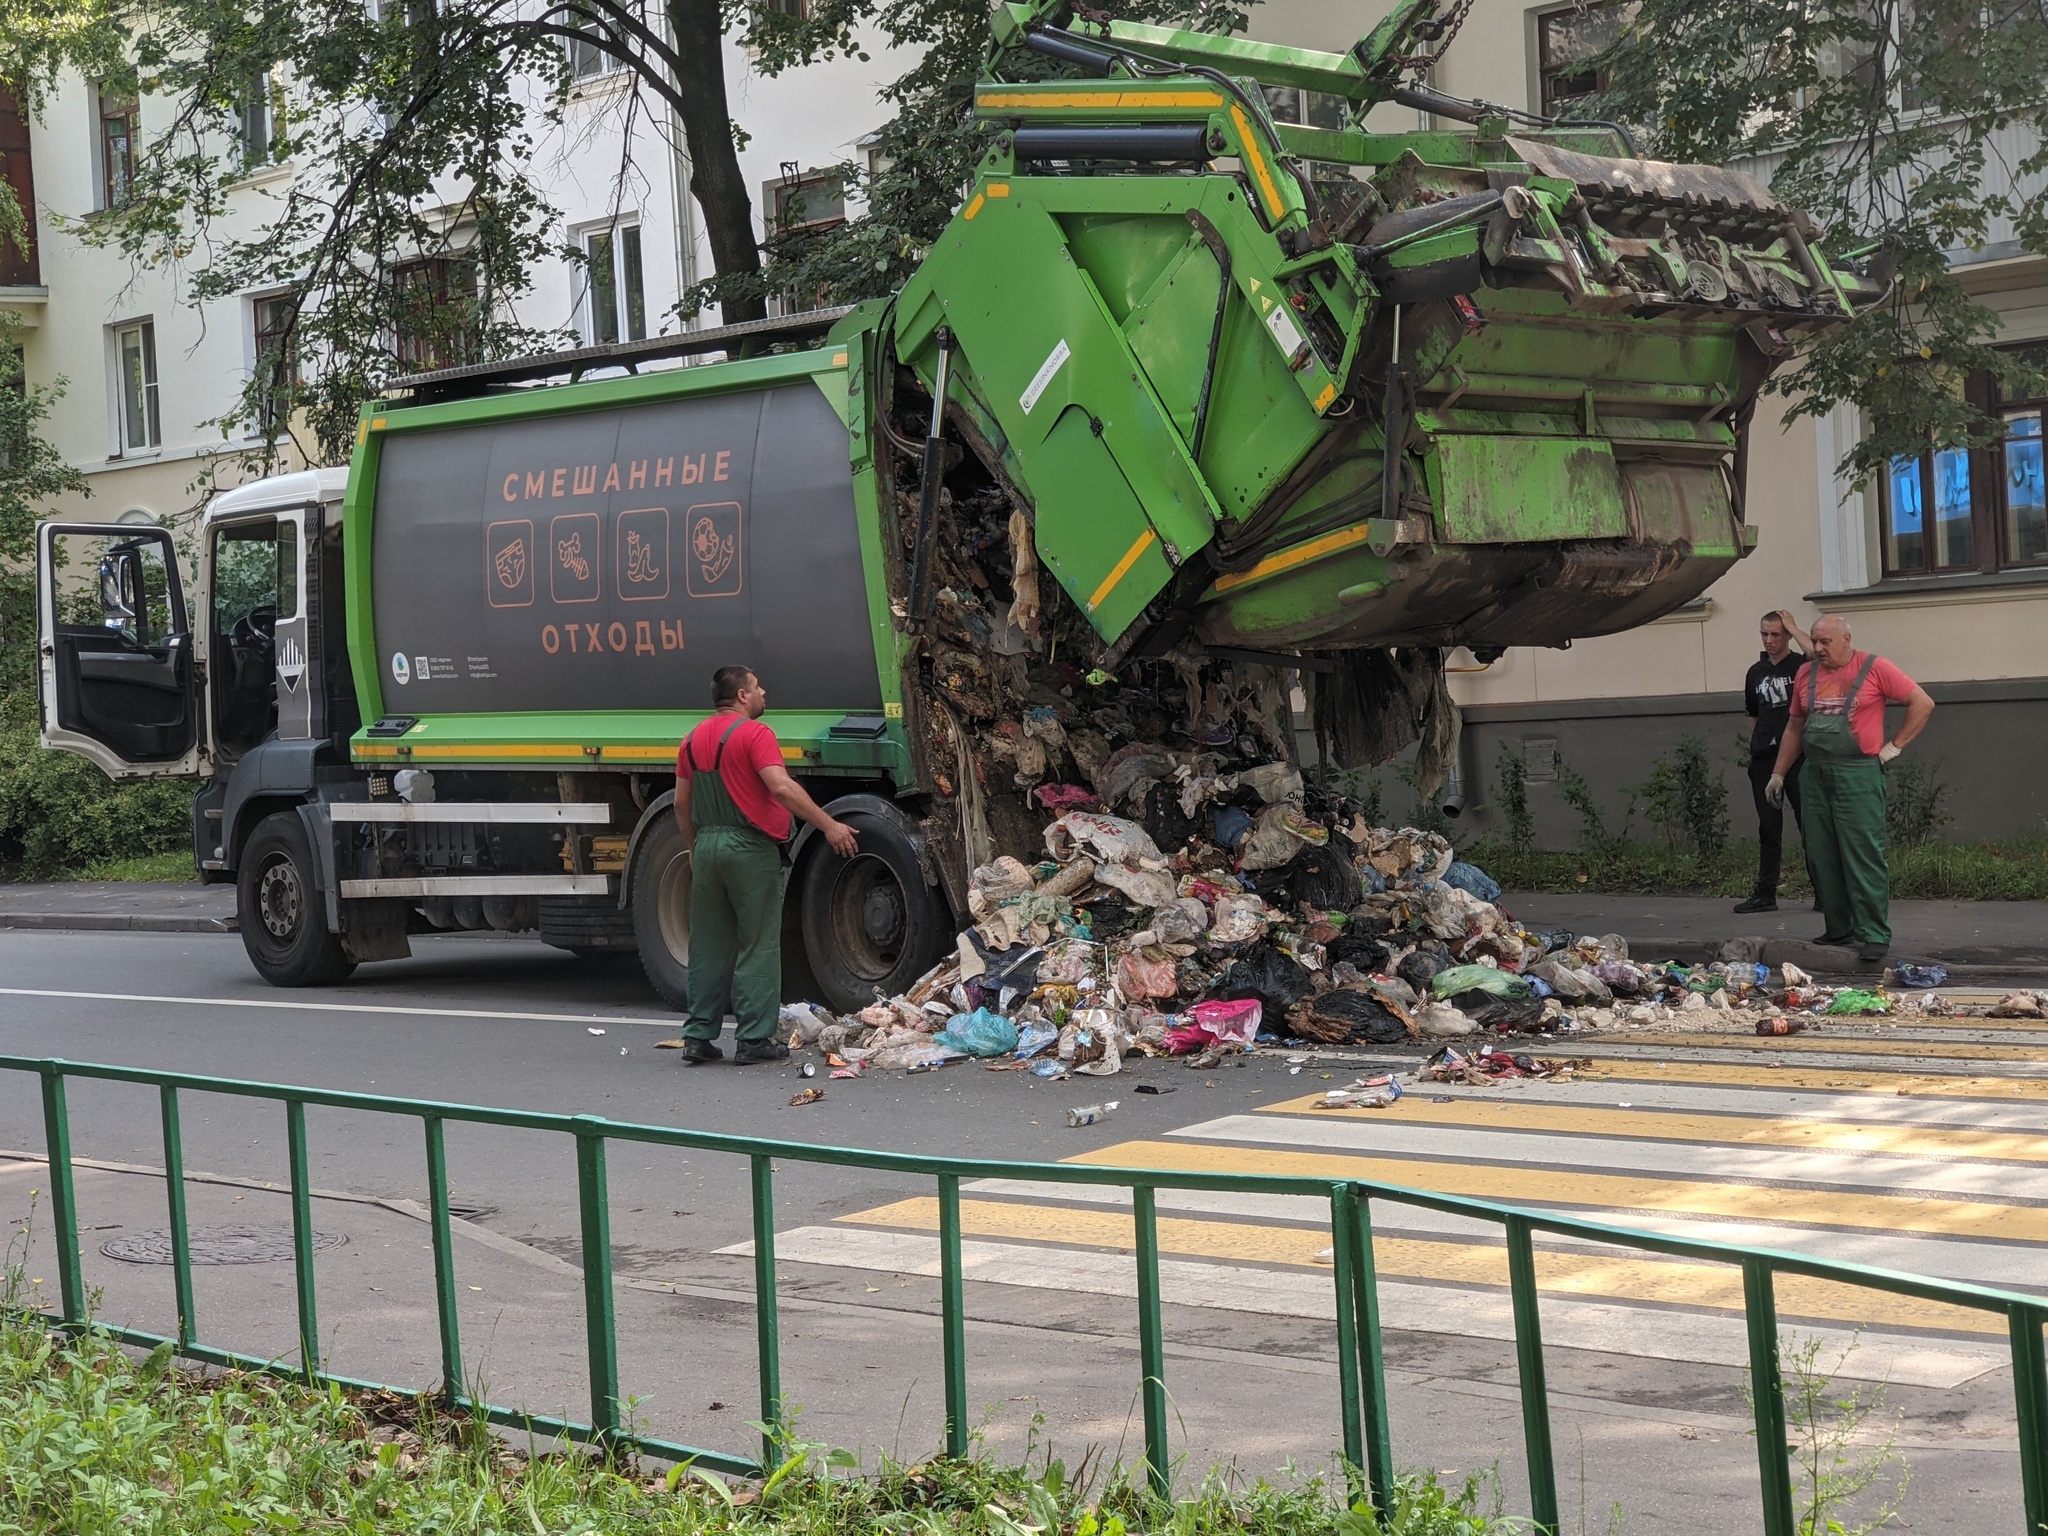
[564, 8, 631, 83]
[578, 221, 646, 346]
[111, 318, 161, 456]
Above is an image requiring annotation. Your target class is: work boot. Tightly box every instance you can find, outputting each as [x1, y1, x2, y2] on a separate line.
[734, 1039, 790, 1065]
[678, 1038, 723, 1065]
[1857, 942, 1890, 963]
[1733, 892, 1777, 914]
[1812, 934, 1855, 947]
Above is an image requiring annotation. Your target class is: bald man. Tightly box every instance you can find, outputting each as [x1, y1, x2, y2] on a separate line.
[1769, 617, 1935, 962]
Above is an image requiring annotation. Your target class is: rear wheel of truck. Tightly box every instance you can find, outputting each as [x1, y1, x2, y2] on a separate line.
[799, 812, 948, 1013]
[238, 812, 355, 987]
[631, 816, 693, 1011]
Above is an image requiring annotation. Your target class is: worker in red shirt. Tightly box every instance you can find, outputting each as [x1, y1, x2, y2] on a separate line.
[672, 666, 859, 1064]
[1769, 617, 1935, 962]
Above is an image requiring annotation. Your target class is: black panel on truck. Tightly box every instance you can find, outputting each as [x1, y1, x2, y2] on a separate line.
[370, 382, 883, 713]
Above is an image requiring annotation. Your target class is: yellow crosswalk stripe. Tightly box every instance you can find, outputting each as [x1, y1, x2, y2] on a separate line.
[1254, 1091, 2048, 1163]
[839, 1196, 1997, 1335]
[1061, 1139, 2048, 1241]
[1589, 1032, 2048, 1061]
[1582, 1060, 2048, 1099]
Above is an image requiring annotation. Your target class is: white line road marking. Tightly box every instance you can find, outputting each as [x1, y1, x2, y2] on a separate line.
[1413, 1079, 2048, 1131]
[0, 986, 680, 1030]
[1171, 1113, 2048, 1198]
[727, 1226, 2003, 1389]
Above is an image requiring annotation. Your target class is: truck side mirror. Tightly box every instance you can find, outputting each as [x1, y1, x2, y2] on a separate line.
[98, 551, 140, 631]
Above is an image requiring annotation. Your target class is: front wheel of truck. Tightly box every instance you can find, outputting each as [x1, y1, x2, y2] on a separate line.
[238, 812, 355, 987]
[632, 816, 693, 1011]
[798, 811, 949, 1013]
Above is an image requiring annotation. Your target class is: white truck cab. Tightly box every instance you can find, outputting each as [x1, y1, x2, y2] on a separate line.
[37, 468, 353, 871]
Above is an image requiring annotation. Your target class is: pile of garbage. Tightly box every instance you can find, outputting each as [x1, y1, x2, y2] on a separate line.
[782, 756, 1651, 1076]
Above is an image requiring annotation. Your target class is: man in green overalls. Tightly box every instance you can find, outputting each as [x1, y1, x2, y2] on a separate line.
[673, 665, 860, 1064]
[1768, 617, 1935, 963]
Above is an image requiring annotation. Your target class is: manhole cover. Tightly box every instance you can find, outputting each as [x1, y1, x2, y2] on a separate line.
[101, 1224, 349, 1266]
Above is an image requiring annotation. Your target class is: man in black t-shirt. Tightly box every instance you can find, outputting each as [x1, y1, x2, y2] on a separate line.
[1737, 609, 1816, 914]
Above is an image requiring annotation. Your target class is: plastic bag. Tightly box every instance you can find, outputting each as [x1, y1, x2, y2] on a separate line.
[1152, 896, 1211, 944]
[871, 1040, 965, 1071]
[779, 1002, 837, 1045]
[1893, 962, 1948, 988]
[1277, 842, 1361, 912]
[1826, 989, 1891, 1016]
[1430, 965, 1531, 1001]
[1447, 990, 1547, 1031]
[1015, 1023, 1059, 1060]
[1117, 949, 1179, 1000]
[1295, 990, 1409, 1045]
[1045, 811, 1163, 866]
[970, 856, 1036, 903]
[1094, 861, 1178, 909]
[1326, 930, 1391, 973]
[1211, 805, 1253, 849]
[1395, 944, 1450, 992]
[1237, 803, 1311, 870]
[937, 1007, 1020, 1057]
[1214, 943, 1312, 1015]
[1440, 860, 1502, 902]
[1207, 893, 1268, 945]
[1416, 1002, 1479, 1037]
[1187, 997, 1262, 1044]
[1071, 1008, 1124, 1076]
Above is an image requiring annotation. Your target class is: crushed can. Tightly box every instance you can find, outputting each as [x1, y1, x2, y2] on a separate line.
[1067, 1101, 1119, 1127]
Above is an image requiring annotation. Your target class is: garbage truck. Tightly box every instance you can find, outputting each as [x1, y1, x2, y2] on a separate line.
[33, 0, 1880, 1007]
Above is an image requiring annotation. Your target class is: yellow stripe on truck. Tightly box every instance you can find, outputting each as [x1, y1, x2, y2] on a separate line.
[1088, 529, 1158, 612]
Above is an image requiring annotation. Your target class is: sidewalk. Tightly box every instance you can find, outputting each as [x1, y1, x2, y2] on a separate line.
[0, 880, 236, 933]
[1505, 892, 2048, 974]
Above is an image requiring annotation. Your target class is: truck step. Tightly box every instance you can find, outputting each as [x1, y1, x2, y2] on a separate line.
[330, 803, 611, 825]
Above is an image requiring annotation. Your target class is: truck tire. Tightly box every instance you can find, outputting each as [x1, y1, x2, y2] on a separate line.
[238, 812, 355, 987]
[799, 811, 948, 1012]
[631, 816, 692, 1011]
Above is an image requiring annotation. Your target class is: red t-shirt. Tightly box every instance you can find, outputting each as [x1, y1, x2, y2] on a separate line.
[678, 715, 791, 840]
[1789, 651, 1918, 756]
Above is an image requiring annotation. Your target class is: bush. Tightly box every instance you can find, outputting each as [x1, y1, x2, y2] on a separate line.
[1636, 735, 1731, 863]
[1885, 757, 1953, 847]
[1493, 742, 1533, 855]
[0, 692, 194, 879]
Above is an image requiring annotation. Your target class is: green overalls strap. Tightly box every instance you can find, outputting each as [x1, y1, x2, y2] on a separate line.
[1800, 654, 1891, 946]
[682, 716, 787, 1043]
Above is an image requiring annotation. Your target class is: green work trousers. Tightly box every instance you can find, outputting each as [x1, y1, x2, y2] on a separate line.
[683, 826, 785, 1042]
[1804, 758, 1891, 947]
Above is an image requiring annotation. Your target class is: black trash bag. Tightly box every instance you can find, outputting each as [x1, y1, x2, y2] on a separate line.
[1278, 842, 1361, 912]
[1344, 912, 1396, 941]
[1395, 942, 1451, 993]
[1214, 942, 1313, 1015]
[1295, 989, 1409, 1045]
[1527, 928, 1575, 958]
[1137, 780, 1201, 853]
[1448, 989, 1548, 1031]
[1326, 931, 1392, 974]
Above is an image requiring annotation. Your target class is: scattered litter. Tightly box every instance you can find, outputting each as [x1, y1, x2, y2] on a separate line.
[788, 1088, 826, 1107]
[654, 1038, 689, 1049]
[1826, 989, 1890, 1017]
[800, 1062, 817, 1078]
[586, 1028, 606, 1036]
[1133, 1083, 1176, 1095]
[1067, 1101, 1119, 1127]
[1890, 962, 1948, 989]
[1755, 1017, 1805, 1035]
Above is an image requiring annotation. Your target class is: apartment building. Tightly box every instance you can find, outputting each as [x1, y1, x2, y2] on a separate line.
[0, 26, 907, 532]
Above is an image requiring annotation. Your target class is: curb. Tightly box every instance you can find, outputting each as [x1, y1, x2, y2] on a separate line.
[0, 913, 237, 934]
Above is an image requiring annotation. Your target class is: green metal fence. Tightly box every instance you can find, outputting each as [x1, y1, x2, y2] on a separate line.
[5, 1053, 2046, 1533]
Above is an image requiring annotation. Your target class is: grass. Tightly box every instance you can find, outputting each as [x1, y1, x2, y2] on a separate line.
[1466, 837, 2048, 902]
[0, 1273, 1532, 1535]
[67, 850, 198, 883]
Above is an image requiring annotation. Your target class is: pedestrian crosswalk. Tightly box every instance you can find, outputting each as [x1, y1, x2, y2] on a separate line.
[734, 1019, 2048, 1390]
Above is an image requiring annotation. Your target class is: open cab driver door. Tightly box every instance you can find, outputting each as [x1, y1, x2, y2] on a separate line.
[37, 522, 202, 778]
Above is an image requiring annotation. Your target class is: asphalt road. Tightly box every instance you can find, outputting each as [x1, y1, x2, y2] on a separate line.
[2, 926, 2042, 1531]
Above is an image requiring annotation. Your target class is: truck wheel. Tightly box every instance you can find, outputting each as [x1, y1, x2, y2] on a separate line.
[799, 813, 948, 1012]
[631, 816, 692, 1011]
[238, 812, 355, 987]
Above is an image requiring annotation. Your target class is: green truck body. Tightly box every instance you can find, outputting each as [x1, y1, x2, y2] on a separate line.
[34, 0, 1875, 1006]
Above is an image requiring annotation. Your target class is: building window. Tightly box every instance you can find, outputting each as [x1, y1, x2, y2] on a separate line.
[1260, 85, 1347, 131]
[253, 293, 297, 430]
[0, 86, 37, 286]
[758, 0, 807, 18]
[765, 167, 845, 235]
[1536, 2, 1629, 118]
[240, 70, 284, 168]
[391, 255, 478, 372]
[97, 85, 138, 209]
[563, 8, 629, 81]
[582, 225, 645, 345]
[114, 319, 161, 453]
[1882, 361, 2048, 576]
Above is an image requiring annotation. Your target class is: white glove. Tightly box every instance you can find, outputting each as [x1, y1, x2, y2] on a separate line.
[1765, 774, 1785, 807]
[1878, 742, 1902, 765]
